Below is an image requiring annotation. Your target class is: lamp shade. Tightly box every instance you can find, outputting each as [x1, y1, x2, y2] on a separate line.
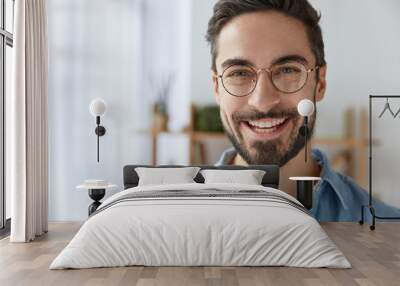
[89, 98, 107, 117]
[297, 99, 314, 117]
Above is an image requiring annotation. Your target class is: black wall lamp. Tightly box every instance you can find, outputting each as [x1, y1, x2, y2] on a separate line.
[89, 98, 107, 162]
[297, 99, 315, 163]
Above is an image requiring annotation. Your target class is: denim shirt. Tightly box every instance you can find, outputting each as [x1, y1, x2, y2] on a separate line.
[215, 147, 400, 222]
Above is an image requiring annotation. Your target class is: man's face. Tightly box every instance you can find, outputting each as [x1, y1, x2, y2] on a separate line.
[213, 11, 327, 166]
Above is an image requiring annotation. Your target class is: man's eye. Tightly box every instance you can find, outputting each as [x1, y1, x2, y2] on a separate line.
[228, 70, 253, 78]
[275, 67, 300, 75]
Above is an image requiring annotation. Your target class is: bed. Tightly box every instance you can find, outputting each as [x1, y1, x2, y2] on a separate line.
[50, 165, 350, 269]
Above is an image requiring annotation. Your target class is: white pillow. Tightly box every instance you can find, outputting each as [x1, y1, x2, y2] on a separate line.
[135, 167, 201, 186]
[200, 169, 266, 185]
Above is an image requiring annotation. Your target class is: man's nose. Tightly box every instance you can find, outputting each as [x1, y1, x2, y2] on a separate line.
[247, 70, 280, 111]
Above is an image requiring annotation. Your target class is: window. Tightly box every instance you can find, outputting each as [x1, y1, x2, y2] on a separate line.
[0, 0, 14, 234]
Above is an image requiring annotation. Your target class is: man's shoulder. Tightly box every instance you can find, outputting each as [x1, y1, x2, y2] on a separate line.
[313, 149, 365, 193]
[312, 148, 368, 220]
[312, 148, 365, 192]
[335, 171, 365, 190]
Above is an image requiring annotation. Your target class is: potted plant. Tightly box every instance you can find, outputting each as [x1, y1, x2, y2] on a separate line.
[150, 73, 175, 132]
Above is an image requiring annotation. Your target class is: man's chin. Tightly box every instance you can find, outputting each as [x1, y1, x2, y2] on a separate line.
[229, 134, 305, 166]
[231, 138, 283, 166]
[246, 145, 283, 166]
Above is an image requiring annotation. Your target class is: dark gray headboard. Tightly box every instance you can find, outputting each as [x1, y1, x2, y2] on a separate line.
[123, 165, 279, 189]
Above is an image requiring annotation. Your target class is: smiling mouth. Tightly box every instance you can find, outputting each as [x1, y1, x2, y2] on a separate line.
[245, 118, 289, 134]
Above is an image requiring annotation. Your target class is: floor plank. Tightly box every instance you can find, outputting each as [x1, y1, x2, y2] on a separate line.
[0, 222, 399, 286]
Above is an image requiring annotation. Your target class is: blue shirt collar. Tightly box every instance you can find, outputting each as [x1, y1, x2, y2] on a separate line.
[311, 149, 349, 210]
[215, 147, 349, 210]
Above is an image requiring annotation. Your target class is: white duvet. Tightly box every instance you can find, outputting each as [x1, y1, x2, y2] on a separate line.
[50, 183, 351, 269]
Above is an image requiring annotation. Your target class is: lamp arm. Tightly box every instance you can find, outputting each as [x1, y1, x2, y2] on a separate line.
[97, 116, 100, 162]
[94, 116, 106, 162]
[304, 116, 308, 163]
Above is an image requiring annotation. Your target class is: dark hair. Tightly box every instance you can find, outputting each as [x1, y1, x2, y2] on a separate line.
[206, 0, 326, 72]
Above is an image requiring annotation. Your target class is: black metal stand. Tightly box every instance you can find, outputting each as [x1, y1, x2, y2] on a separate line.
[304, 117, 308, 163]
[296, 180, 313, 210]
[359, 95, 400, 230]
[88, 188, 105, 216]
[299, 117, 309, 163]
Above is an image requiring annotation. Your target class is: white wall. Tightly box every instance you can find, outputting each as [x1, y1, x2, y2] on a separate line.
[309, 0, 400, 136]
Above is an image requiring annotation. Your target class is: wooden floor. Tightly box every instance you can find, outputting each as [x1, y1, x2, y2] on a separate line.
[0, 222, 399, 286]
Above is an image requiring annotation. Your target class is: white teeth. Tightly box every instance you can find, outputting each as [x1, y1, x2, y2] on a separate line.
[248, 118, 286, 129]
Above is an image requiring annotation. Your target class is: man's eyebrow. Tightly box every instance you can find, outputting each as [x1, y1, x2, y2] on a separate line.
[220, 55, 310, 72]
[220, 58, 256, 70]
[271, 55, 309, 66]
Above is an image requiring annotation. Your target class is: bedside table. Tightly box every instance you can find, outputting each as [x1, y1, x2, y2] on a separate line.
[289, 177, 321, 210]
[77, 180, 117, 216]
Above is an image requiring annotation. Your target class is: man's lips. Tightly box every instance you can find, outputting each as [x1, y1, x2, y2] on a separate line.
[247, 118, 286, 129]
[240, 117, 291, 140]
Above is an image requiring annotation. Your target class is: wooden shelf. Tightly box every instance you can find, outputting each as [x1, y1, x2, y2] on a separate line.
[137, 129, 227, 140]
[189, 131, 227, 140]
[312, 138, 379, 147]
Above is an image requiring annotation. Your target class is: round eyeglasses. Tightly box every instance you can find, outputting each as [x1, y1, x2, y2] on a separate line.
[217, 62, 319, 97]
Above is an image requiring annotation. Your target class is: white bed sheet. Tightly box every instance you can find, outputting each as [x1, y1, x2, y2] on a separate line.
[50, 183, 351, 269]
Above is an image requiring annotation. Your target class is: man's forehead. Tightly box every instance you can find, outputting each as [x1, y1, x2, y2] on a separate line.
[215, 11, 315, 71]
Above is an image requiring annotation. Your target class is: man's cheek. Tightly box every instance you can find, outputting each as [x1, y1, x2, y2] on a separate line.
[226, 113, 240, 137]
[221, 101, 237, 127]
[221, 108, 242, 142]
[220, 108, 234, 133]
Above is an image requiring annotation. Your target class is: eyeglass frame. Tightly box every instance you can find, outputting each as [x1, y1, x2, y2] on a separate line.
[216, 62, 320, 97]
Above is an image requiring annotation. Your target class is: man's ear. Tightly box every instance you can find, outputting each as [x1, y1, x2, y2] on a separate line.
[212, 72, 221, 105]
[315, 65, 327, 102]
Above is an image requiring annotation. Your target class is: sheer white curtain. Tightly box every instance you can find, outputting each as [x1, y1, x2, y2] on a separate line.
[8, 0, 48, 242]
